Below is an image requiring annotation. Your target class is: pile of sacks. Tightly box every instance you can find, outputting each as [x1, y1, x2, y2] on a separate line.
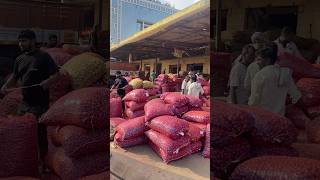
[155, 74, 176, 93]
[40, 87, 108, 179]
[211, 100, 299, 179]
[143, 93, 210, 163]
[123, 89, 149, 119]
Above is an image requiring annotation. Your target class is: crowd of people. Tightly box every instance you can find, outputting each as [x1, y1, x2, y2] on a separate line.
[228, 26, 304, 116]
[181, 71, 205, 97]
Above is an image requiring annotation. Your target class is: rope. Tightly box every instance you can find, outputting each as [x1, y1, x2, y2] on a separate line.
[6, 84, 42, 91]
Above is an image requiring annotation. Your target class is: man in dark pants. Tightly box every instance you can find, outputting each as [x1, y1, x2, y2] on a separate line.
[1, 30, 62, 172]
[111, 71, 128, 109]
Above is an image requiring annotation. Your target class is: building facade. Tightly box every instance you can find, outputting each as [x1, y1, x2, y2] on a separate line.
[110, 0, 177, 44]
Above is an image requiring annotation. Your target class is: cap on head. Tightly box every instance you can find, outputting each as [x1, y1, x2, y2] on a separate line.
[18, 30, 36, 40]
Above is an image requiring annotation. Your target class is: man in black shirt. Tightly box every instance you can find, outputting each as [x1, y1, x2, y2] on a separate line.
[1, 30, 63, 170]
[111, 71, 128, 99]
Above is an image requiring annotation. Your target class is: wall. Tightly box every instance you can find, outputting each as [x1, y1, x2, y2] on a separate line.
[132, 56, 210, 74]
[212, 0, 320, 41]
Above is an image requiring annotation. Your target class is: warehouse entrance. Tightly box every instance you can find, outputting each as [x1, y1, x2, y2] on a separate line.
[246, 6, 298, 32]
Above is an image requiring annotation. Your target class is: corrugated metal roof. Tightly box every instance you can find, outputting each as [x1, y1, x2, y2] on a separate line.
[110, 0, 210, 61]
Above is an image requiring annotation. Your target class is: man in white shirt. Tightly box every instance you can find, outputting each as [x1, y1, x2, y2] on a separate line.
[187, 75, 204, 97]
[181, 75, 190, 94]
[244, 61, 260, 92]
[274, 27, 303, 59]
[248, 42, 302, 115]
[229, 45, 256, 104]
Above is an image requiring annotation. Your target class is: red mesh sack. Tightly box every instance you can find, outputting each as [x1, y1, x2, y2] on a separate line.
[292, 143, 320, 160]
[147, 115, 189, 140]
[115, 116, 147, 141]
[110, 89, 119, 98]
[182, 111, 210, 124]
[230, 156, 320, 180]
[124, 85, 134, 94]
[144, 98, 174, 121]
[0, 114, 38, 177]
[202, 107, 210, 112]
[161, 84, 172, 93]
[203, 86, 210, 96]
[212, 139, 251, 179]
[110, 117, 126, 128]
[188, 122, 203, 142]
[239, 105, 298, 146]
[186, 95, 203, 108]
[197, 77, 209, 86]
[297, 78, 320, 107]
[250, 145, 299, 157]
[50, 126, 107, 158]
[189, 107, 203, 111]
[157, 74, 169, 83]
[45, 148, 108, 180]
[145, 130, 190, 155]
[125, 108, 145, 119]
[190, 141, 203, 154]
[49, 126, 86, 146]
[0, 90, 22, 116]
[110, 98, 122, 118]
[123, 89, 148, 102]
[285, 105, 310, 129]
[189, 122, 206, 137]
[278, 52, 320, 79]
[49, 72, 72, 104]
[40, 87, 108, 129]
[45, 48, 73, 66]
[149, 141, 190, 163]
[80, 171, 109, 180]
[114, 134, 148, 148]
[307, 106, 320, 119]
[212, 101, 254, 146]
[146, 88, 158, 96]
[306, 119, 320, 143]
[160, 92, 189, 107]
[173, 105, 189, 117]
[202, 124, 210, 158]
[125, 101, 146, 111]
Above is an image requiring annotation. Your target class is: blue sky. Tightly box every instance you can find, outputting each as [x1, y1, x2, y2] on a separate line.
[166, 0, 201, 10]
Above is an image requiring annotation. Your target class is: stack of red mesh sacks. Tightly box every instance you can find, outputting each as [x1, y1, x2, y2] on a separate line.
[123, 89, 149, 119]
[39, 87, 108, 179]
[113, 116, 149, 148]
[156, 74, 175, 93]
[291, 78, 320, 150]
[211, 101, 253, 179]
[211, 100, 300, 179]
[144, 98, 192, 163]
[172, 75, 183, 92]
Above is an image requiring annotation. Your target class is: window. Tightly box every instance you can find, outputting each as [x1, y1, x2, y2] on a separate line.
[169, 64, 181, 74]
[187, 63, 203, 73]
